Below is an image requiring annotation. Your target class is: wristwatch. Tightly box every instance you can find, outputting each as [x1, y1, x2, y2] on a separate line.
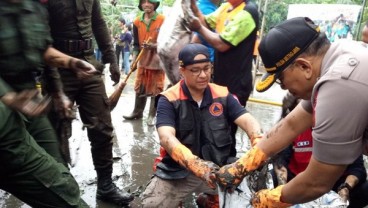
[337, 182, 353, 192]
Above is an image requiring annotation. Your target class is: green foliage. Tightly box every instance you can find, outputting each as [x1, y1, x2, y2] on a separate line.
[258, 0, 365, 39]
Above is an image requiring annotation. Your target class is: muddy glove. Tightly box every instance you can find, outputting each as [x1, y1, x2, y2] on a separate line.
[216, 146, 268, 190]
[1, 90, 50, 117]
[68, 58, 98, 79]
[251, 185, 292, 208]
[109, 63, 120, 85]
[171, 144, 219, 189]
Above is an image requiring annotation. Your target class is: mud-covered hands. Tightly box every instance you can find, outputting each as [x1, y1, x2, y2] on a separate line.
[171, 144, 219, 189]
[251, 185, 291, 208]
[68, 58, 98, 79]
[51, 92, 75, 119]
[189, 159, 219, 189]
[216, 147, 268, 190]
[109, 63, 121, 85]
[187, 16, 202, 32]
[1, 90, 50, 117]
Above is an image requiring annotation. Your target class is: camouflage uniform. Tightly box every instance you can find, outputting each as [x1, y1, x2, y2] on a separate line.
[0, 0, 86, 206]
[46, 0, 134, 205]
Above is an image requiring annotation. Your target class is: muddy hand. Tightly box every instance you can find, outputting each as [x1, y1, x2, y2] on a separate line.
[193, 160, 219, 189]
[215, 162, 244, 191]
[52, 92, 76, 120]
[69, 58, 98, 79]
[1, 90, 51, 117]
[251, 185, 291, 208]
[142, 42, 156, 50]
[216, 146, 268, 190]
[109, 63, 121, 85]
[338, 188, 349, 203]
[171, 144, 219, 189]
[188, 16, 202, 32]
[189, 0, 200, 16]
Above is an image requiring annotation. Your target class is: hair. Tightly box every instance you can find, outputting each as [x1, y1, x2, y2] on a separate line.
[127, 23, 132, 31]
[302, 33, 330, 57]
[119, 18, 126, 24]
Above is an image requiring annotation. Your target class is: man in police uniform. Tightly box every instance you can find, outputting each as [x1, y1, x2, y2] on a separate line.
[46, 0, 134, 206]
[216, 17, 368, 207]
[0, 0, 97, 206]
[141, 43, 263, 207]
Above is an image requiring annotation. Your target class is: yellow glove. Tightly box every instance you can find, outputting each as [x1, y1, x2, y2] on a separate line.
[171, 144, 219, 189]
[216, 146, 268, 189]
[251, 185, 292, 208]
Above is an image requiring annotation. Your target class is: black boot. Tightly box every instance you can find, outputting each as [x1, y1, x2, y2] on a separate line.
[147, 97, 156, 126]
[96, 177, 134, 206]
[123, 94, 147, 120]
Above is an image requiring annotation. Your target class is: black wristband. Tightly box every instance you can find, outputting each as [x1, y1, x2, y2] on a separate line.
[337, 182, 352, 192]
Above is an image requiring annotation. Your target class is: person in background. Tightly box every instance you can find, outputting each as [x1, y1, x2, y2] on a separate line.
[115, 18, 127, 72]
[272, 93, 368, 207]
[215, 17, 368, 207]
[191, 0, 221, 63]
[0, 0, 97, 206]
[123, 0, 165, 126]
[120, 23, 133, 76]
[141, 43, 263, 207]
[361, 21, 368, 44]
[46, 0, 134, 206]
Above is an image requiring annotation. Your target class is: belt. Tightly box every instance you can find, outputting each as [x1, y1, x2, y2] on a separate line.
[1, 72, 36, 83]
[54, 38, 93, 53]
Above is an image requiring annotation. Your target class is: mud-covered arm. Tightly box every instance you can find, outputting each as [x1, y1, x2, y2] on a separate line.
[43, 46, 97, 79]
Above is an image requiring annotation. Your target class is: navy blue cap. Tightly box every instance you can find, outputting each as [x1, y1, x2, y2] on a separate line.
[178, 43, 210, 67]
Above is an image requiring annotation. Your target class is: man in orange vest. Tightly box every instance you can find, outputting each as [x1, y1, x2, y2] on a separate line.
[141, 43, 263, 207]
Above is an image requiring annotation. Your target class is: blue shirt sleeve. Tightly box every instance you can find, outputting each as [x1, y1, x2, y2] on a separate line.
[156, 96, 176, 128]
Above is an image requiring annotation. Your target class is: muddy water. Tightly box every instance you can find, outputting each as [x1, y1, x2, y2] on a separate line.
[0, 74, 287, 207]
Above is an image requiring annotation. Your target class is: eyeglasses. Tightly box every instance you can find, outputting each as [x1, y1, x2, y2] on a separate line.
[275, 61, 296, 85]
[188, 65, 212, 76]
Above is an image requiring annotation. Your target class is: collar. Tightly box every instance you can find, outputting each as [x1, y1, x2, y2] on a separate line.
[180, 80, 213, 107]
[139, 11, 158, 21]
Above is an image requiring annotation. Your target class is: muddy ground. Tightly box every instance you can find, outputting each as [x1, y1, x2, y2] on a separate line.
[0, 72, 285, 208]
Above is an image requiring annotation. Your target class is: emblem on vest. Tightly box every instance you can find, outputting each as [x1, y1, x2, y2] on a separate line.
[209, 102, 223, 116]
[296, 141, 310, 147]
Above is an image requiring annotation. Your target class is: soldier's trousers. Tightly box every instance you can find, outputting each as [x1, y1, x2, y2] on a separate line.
[55, 71, 114, 174]
[0, 102, 88, 207]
